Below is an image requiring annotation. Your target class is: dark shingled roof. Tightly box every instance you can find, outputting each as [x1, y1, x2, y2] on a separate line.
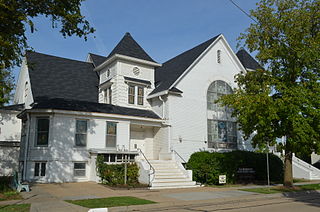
[89, 53, 107, 67]
[236, 49, 262, 70]
[26, 51, 99, 103]
[32, 98, 161, 119]
[0, 104, 24, 111]
[150, 34, 220, 95]
[107, 32, 156, 63]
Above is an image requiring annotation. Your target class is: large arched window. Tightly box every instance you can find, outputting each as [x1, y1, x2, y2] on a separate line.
[207, 80, 237, 149]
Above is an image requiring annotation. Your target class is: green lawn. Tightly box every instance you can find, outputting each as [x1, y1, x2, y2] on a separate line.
[240, 183, 320, 194]
[65, 196, 156, 208]
[0, 204, 30, 212]
[0, 191, 22, 201]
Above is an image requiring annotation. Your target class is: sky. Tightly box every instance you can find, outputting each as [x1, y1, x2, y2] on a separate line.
[14, 0, 259, 82]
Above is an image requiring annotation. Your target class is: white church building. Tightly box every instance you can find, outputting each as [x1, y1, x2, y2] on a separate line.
[0, 33, 261, 188]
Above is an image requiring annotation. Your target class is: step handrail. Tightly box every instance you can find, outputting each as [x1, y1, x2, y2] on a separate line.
[137, 148, 155, 185]
[171, 149, 187, 164]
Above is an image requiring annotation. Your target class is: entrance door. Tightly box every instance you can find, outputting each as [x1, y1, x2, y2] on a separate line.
[130, 131, 145, 153]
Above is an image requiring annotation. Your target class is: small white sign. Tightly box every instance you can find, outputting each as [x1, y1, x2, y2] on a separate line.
[219, 175, 226, 184]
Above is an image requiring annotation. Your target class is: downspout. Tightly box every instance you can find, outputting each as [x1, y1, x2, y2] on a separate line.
[23, 113, 31, 180]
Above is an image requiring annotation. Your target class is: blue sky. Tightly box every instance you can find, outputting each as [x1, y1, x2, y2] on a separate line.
[15, 0, 259, 81]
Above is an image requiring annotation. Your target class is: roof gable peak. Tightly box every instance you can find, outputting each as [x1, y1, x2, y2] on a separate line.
[107, 32, 156, 63]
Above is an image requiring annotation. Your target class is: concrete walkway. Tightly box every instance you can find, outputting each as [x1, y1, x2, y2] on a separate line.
[0, 182, 319, 212]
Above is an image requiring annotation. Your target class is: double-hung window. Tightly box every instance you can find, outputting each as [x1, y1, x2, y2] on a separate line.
[137, 86, 144, 105]
[74, 162, 86, 177]
[128, 85, 135, 104]
[75, 120, 87, 147]
[34, 162, 46, 177]
[106, 122, 117, 148]
[104, 87, 112, 104]
[128, 85, 144, 105]
[36, 117, 49, 146]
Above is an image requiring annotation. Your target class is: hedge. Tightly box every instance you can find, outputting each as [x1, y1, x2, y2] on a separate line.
[96, 155, 139, 186]
[187, 150, 283, 184]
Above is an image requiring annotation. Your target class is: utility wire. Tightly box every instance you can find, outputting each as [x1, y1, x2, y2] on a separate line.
[228, 0, 258, 24]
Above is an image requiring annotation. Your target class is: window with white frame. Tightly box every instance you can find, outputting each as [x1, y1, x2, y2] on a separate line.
[207, 80, 237, 148]
[34, 162, 46, 177]
[104, 87, 112, 104]
[106, 122, 117, 148]
[36, 117, 49, 146]
[128, 84, 145, 106]
[128, 85, 135, 104]
[75, 120, 87, 147]
[137, 86, 144, 105]
[103, 154, 136, 163]
[73, 162, 86, 177]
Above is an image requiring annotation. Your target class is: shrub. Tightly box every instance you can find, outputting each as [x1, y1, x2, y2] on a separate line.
[96, 155, 139, 186]
[0, 176, 12, 192]
[187, 150, 283, 185]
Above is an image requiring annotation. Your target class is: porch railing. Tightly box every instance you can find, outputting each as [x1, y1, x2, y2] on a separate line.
[137, 148, 155, 185]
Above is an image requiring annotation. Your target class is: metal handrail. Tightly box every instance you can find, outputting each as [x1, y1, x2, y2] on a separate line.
[137, 148, 155, 185]
[171, 149, 187, 164]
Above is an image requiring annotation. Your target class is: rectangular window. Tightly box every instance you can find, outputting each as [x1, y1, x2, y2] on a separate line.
[36, 118, 49, 146]
[128, 85, 135, 104]
[75, 120, 87, 147]
[103, 154, 136, 163]
[106, 122, 117, 148]
[108, 88, 112, 104]
[34, 162, 46, 177]
[74, 162, 86, 177]
[104, 87, 112, 104]
[137, 86, 144, 105]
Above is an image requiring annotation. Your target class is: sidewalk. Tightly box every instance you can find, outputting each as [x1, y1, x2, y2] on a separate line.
[0, 181, 319, 212]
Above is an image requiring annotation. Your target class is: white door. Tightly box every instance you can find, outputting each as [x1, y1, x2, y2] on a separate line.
[130, 131, 145, 153]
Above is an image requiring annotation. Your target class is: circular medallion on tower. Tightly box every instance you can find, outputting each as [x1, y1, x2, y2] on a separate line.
[133, 67, 140, 76]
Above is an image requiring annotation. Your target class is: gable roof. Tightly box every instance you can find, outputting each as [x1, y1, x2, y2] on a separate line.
[150, 34, 220, 96]
[106, 32, 156, 63]
[236, 49, 262, 70]
[30, 97, 161, 119]
[26, 51, 99, 103]
[89, 53, 107, 67]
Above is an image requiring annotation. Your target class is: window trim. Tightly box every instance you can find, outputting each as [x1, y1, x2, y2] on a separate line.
[128, 85, 135, 104]
[75, 119, 88, 147]
[104, 87, 112, 104]
[137, 86, 144, 105]
[34, 161, 46, 177]
[73, 162, 86, 177]
[35, 117, 50, 147]
[207, 80, 237, 148]
[106, 122, 117, 148]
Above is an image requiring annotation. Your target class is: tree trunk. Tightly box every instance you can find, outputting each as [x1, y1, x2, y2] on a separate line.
[283, 150, 293, 187]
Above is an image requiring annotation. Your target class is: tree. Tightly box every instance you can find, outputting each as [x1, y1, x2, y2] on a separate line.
[219, 0, 320, 187]
[0, 0, 95, 106]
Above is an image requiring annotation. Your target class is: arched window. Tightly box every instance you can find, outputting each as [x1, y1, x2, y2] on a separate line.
[207, 80, 237, 149]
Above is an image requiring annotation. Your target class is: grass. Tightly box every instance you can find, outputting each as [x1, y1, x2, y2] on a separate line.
[240, 183, 320, 194]
[65, 196, 156, 208]
[0, 204, 30, 212]
[293, 178, 310, 183]
[0, 191, 22, 202]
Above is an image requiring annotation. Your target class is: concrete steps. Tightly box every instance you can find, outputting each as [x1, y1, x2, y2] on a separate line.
[149, 160, 198, 189]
